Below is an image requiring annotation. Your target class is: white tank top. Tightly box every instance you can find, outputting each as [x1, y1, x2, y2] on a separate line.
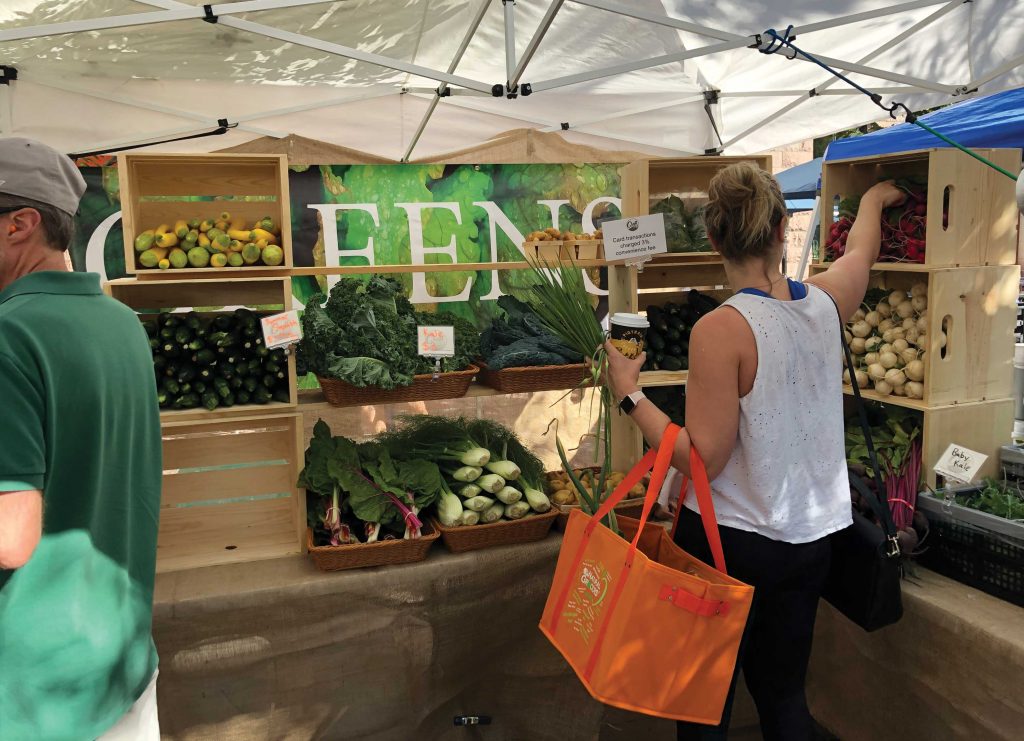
[663, 283, 852, 544]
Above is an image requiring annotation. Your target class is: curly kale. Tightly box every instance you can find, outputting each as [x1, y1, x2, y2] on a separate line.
[302, 277, 478, 388]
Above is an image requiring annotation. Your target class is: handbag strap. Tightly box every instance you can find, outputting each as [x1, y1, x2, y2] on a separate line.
[838, 307, 901, 558]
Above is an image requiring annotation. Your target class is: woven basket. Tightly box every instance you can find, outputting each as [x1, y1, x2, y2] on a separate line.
[431, 508, 559, 554]
[476, 361, 592, 394]
[317, 364, 478, 406]
[306, 525, 440, 572]
[553, 498, 646, 531]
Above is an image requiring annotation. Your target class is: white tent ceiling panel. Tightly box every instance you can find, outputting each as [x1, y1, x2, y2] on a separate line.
[1, 0, 1022, 159]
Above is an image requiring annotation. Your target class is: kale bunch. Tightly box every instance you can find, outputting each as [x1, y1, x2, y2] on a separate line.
[300, 276, 478, 388]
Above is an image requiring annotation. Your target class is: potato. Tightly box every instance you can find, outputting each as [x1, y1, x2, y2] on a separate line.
[551, 489, 576, 506]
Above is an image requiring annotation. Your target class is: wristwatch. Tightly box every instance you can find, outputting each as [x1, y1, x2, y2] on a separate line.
[618, 390, 647, 415]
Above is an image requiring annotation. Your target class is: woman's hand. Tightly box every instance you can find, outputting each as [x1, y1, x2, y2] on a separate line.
[603, 340, 645, 403]
[862, 180, 906, 209]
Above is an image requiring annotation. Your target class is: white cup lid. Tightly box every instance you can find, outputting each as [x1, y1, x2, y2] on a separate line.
[610, 312, 649, 328]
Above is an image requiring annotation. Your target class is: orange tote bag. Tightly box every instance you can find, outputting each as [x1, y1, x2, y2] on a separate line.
[540, 424, 754, 724]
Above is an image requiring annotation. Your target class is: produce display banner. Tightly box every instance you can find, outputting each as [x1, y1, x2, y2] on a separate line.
[72, 162, 622, 326]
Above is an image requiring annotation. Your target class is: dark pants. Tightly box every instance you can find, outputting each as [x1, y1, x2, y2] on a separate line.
[673, 508, 831, 741]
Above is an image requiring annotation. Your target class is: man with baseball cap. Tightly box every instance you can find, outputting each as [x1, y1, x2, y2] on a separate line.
[0, 138, 162, 739]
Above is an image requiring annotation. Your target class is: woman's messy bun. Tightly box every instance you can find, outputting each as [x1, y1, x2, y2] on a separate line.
[703, 162, 786, 262]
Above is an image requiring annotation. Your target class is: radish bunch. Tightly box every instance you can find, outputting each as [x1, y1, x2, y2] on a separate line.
[843, 283, 931, 399]
[824, 178, 946, 264]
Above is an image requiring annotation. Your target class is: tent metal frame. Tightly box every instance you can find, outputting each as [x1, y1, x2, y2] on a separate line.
[0, 0, 1016, 158]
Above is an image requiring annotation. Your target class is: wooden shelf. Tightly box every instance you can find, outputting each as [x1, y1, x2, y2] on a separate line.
[640, 370, 688, 387]
[810, 262, 930, 273]
[160, 400, 296, 423]
[842, 385, 931, 411]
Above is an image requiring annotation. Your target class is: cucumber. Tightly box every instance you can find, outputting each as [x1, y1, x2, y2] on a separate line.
[647, 332, 666, 352]
[202, 392, 220, 411]
[196, 349, 216, 365]
[235, 390, 252, 405]
[272, 387, 290, 404]
[243, 377, 259, 393]
[661, 356, 684, 372]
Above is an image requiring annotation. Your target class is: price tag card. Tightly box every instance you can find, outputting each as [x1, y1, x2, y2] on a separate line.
[601, 213, 668, 262]
[418, 326, 455, 357]
[933, 443, 988, 484]
[260, 310, 302, 350]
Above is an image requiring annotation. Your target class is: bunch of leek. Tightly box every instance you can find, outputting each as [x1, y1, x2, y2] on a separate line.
[525, 255, 616, 532]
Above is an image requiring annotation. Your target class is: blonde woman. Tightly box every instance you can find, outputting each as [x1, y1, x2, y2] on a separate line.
[605, 163, 903, 740]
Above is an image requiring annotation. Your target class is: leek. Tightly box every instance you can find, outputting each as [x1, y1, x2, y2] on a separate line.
[437, 489, 463, 527]
[524, 487, 552, 513]
[476, 473, 506, 494]
[449, 465, 483, 483]
[480, 501, 504, 524]
[503, 501, 531, 520]
[485, 459, 521, 481]
[463, 495, 496, 513]
[494, 485, 522, 505]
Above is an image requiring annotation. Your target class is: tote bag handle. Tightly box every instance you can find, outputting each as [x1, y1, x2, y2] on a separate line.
[667, 446, 728, 574]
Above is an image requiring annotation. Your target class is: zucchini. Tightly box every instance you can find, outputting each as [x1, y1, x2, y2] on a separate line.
[212, 315, 232, 331]
[174, 393, 199, 409]
[202, 392, 220, 411]
[142, 320, 158, 337]
[159, 327, 175, 341]
[195, 349, 216, 365]
[156, 391, 169, 408]
[229, 376, 244, 390]
[217, 362, 235, 380]
[153, 355, 167, 371]
[235, 390, 252, 405]
[162, 315, 181, 329]
[163, 378, 181, 396]
[252, 386, 273, 404]
[213, 378, 231, 399]
[654, 318, 670, 334]
[243, 377, 259, 393]
[261, 374, 276, 389]
[220, 392, 236, 408]
[193, 381, 207, 395]
[149, 337, 160, 351]
[272, 387, 290, 404]
[177, 365, 197, 384]
[198, 367, 213, 381]
[667, 344, 684, 358]
[647, 332, 666, 352]
[665, 327, 682, 342]
[186, 339, 204, 352]
[235, 362, 250, 377]
[174, 327, 192, 345]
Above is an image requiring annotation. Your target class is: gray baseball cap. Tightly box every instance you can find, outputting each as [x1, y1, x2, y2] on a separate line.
[0, 137, 87, 216]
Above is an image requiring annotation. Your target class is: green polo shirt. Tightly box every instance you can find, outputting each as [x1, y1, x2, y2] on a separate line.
[0, 271, 162, 740]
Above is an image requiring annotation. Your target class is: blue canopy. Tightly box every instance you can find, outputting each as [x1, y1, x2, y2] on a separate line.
[776, 157, 823, 200]
[824, 87, 1024, 161]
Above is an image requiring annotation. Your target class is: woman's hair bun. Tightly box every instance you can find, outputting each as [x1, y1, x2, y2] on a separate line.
[703, 162, 786, 262]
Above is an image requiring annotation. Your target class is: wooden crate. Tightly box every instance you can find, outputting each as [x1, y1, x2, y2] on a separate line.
[105, 276, 298, 420]
[621, 155, 772, 259]
[818, 147, 1021, 268]
[118, 153, 292, 277]
[158, 411, 306, 572]
[812, 264, 1020, 408]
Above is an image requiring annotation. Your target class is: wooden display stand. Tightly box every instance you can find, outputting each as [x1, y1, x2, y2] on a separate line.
[118, 152, 293, 277]
[607, 156, 772, 469]
[109, 152, 304, 571]
[815, 147, 1020, 268]
[610, 149, 1022, 486]
[106, 274, 306, 572]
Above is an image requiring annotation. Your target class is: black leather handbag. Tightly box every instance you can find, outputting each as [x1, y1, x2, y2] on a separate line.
[821, 335, 904, 632]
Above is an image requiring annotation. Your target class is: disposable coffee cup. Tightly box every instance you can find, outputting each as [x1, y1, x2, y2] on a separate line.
[609, 312, 649, 359]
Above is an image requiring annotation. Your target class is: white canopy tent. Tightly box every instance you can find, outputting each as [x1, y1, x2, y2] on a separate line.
[1, 0, 1023, 160]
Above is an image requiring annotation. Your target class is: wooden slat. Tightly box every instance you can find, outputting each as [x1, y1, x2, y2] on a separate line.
[162, 424, 294, 470]
[922, 398, 1014, 489]
[108, 276, 290, 311]
[159, 400, 296, 423]
[640, 370, 688, 387]
[162, 463, 293, 508]
[127, 155, 285, 197]
[156, 496, 298, 574]
[637, 262, 729, 290]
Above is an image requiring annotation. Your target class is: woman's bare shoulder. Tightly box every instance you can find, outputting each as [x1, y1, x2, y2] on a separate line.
[690, 304, 754, 356]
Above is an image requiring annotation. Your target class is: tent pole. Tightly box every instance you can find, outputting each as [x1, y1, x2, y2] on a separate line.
[530, 38, 748, 93]
[509, 0, 565, 89]
[0, 0, 340, 43]
[722, 87, 932, 98]
[966, 50, 1024, 91]
[725, 0, 962, 150]
[794, 197, 820, 280]
[504, 1, 517, 82]
[569, 0, 744, 42]
[402, 0, 490, 162]
[130, 0, 494, 93]
[540, 94, 706, 132]
[0, 84, 11, 136]
[789, 0, 955, 37]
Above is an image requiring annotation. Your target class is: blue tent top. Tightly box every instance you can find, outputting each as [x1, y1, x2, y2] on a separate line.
[776, 157, 822, 200]
[824, 87, 1024, 161]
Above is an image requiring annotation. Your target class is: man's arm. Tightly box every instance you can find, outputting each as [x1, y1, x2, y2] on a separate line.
[807, 181, 905, 320]
[0, 352, 46, 570]
[0, 490, 42, 569]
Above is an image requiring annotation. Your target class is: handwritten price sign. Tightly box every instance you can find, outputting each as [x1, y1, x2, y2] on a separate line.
[418, 326, 455, 357]
[934, 443, 988, 484]
[260, 310, 302, 350]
